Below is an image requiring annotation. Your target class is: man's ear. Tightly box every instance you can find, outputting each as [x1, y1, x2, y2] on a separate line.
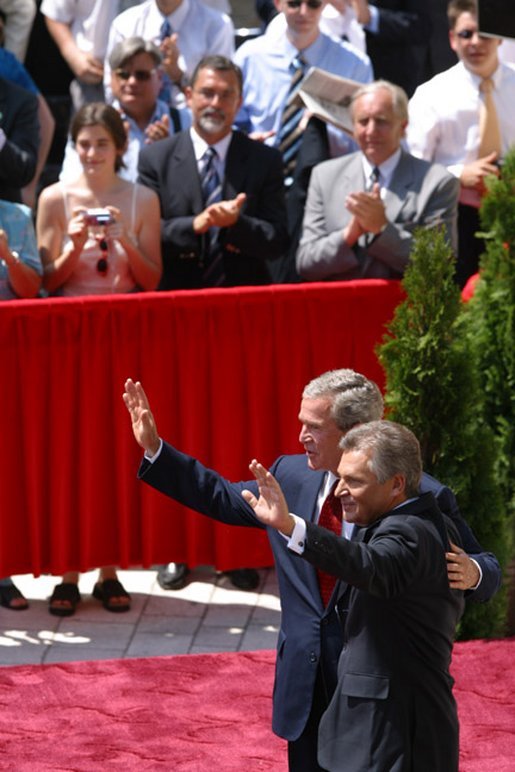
[185, 86, 193, 109]
[449, 29, 458, 55]
[391, 473, 406, 499]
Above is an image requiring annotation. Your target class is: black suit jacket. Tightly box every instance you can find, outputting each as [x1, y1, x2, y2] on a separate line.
[303, 493, 464, 771]
[137, 130, 289, 290]
[0, 77, 38, 202]
[139, 446, 500, 743]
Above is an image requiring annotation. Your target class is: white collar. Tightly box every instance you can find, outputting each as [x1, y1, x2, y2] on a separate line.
[189, 126, 232, 163]
[362, 147, 402, 188]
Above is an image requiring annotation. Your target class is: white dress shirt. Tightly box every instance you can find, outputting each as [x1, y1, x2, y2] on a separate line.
[287, 471, 354, 554]
[406, 60, 515, 207]
[41, 0, 120, 59]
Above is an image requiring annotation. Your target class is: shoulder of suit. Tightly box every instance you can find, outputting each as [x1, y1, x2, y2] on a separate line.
[139, 130, 186, 159]
[311, 151, 361, 178]
[231, 130, 283, 161]
[0, 76, 37, 105]
[400, 149, 457, 184]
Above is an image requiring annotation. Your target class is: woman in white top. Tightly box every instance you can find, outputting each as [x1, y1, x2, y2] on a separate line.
[36, 102, 162, 617]
[37, 101, 161, 297]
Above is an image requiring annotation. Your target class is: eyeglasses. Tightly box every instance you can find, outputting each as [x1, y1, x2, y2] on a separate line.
[96, 238, 108, 275]
[285, 0, 323, 8]
[114, 68, 157, 82]
[455, 28, 488, 40]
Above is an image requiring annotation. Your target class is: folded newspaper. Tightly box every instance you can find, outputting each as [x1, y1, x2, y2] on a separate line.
[291, 66, 362, 135]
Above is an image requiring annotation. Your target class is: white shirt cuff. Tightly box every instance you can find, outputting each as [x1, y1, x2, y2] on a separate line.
[144, 437, 163, 463]
[284, 514, 307, 554]
[469, 558, 483, 591]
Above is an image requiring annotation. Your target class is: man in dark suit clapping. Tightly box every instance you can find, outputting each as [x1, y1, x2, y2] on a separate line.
[138, 54, 288, 291]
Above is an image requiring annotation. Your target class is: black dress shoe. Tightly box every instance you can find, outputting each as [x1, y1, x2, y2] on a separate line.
[224, 568, 260, 591]
[157, 563, 189, 590]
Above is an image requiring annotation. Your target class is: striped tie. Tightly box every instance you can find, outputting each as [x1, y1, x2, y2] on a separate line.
[369, 165, 380, 190]
[200, 147, 225, 286]
[277, 54, 307, 183]
[159, 18, 174, 105]
[316, 481, 343, 606]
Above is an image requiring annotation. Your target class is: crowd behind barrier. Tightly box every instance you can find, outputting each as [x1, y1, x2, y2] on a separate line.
[0, 1, 510, 611]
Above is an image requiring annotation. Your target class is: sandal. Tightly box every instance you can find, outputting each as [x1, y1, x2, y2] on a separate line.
[92, 579, 131, 613]
[0, 583, 29, 611]
[49, 582, 81, 617]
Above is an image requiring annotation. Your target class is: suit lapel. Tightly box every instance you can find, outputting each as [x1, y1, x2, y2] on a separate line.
[223, 131, 250, 200]
[173, 132, 204, 212]
[383, 150, 414, 224]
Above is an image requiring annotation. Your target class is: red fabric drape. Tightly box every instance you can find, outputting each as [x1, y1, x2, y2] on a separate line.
[0, 280, 403, 575]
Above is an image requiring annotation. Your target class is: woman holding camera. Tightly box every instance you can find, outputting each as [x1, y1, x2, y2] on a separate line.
[36, 103, 162, 617]
[37, 102, 161, 296]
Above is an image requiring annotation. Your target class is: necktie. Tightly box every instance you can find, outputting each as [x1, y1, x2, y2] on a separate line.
[316, 481, 343, 606]
[277, 54, 308, 182]
[160, 18, 173, 40]
[199, 147, 225, 286]
[159, 18, 174, 104]
[478, 78, 502, 159]
[369, 165, 380, 190]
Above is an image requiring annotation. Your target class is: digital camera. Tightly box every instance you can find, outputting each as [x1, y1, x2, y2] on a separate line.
[84, 208, 114, 225]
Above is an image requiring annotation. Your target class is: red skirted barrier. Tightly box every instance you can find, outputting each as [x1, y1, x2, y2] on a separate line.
[0, 280, 403, 576]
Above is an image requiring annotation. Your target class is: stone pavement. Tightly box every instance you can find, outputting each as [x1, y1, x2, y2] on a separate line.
[0, 567, 280, 667]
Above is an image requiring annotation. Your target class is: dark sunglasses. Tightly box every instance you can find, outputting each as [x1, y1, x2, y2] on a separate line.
[455, 28, 488, 40]
[97, 238, 108, 275]
[114, 68, 157, 82]
[286, 0, 323, 8]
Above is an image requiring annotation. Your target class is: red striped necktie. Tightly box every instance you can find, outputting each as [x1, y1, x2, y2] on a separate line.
[316, 480, 343, 606]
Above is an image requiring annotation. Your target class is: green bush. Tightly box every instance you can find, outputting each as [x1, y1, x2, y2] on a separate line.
[377, 225, 509, 638]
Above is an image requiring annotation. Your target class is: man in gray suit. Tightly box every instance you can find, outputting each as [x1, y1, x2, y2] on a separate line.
[296, 79, 459, 282]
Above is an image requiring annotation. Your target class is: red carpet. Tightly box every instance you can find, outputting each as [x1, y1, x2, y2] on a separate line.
[0, 640, 513, 771]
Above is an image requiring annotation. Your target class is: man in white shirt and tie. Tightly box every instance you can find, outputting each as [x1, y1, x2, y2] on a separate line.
[406, 0, 515, 287]
[296, 79, 458, 281]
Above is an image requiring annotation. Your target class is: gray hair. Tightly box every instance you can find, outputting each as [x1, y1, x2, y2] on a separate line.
[340, 421, 422, 497]
[351, 79, 409, 123]
[109, 37, 162, 70]
[303, 369, 384, 432]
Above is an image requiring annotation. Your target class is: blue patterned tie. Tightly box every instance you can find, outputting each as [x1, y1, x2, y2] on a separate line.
[277, 54, 308, 183]
[200, 147, 225, 286]
[160, 18, 173, 39]
[159, 18, 174, 105]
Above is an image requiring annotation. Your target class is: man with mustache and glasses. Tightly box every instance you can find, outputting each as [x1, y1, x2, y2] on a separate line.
[59, 37, 191, 184]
